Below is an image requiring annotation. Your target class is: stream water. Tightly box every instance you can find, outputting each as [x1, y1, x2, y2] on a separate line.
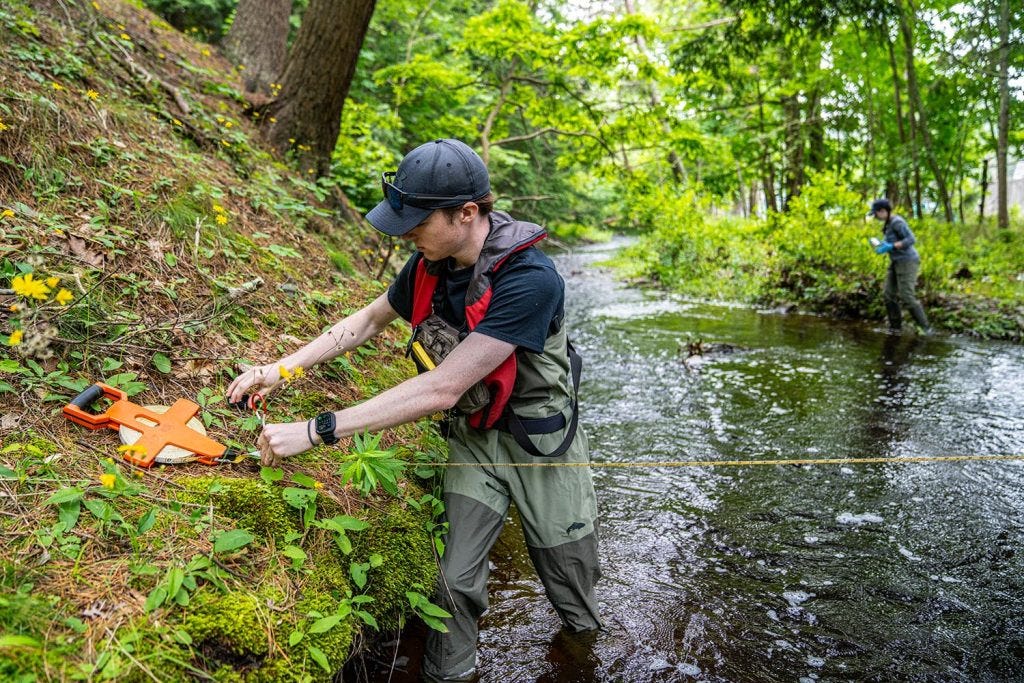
[367, 239, 1024, 682]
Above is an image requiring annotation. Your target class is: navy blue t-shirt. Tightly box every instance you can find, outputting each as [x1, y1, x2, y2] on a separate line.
[387, 248, 564, 354]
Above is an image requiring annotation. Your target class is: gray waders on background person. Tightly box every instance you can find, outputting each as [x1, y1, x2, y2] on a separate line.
[423, 324, 602, 682]
[883, 259, 929, 332]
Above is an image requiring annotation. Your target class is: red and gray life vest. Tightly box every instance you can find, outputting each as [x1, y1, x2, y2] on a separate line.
[409, 211, 581, 457]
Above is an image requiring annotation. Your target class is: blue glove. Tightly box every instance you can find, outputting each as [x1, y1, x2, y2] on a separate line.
[875, 241, 894, 255]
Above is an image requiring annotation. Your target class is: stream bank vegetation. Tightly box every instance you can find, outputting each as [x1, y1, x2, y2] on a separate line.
[1, 1, 449, 679]
[610, 174, 1024, 341]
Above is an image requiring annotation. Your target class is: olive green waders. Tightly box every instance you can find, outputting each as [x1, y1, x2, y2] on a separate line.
[883, 259, 930, 330]
[422, 420, 602, 680]
[422, 329, 602, 681]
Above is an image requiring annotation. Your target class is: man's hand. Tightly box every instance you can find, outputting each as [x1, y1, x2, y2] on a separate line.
[257, 420, 316, 466]
[227, 363, 282, 404]
[875, 241, 894, 255]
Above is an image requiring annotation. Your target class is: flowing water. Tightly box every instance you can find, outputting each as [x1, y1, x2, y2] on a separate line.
[367, 239, 1024, 682]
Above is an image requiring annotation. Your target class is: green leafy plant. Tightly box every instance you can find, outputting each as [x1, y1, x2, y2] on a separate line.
[143, 554, 227, 612]
[337, 431, 406, 496]
[311, 514, 368, 555]
[405, 584, 453, 633]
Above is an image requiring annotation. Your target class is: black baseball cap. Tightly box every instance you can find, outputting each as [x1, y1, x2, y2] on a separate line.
[366, 139, 491, 236]
[868, 198, 892, 215]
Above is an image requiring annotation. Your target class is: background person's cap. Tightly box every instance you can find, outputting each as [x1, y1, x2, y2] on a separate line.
[868, 198, 892, 215]
[366, 139, 491, 236]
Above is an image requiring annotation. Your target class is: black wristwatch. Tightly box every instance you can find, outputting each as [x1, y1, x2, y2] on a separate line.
[314, 411, 340, 445]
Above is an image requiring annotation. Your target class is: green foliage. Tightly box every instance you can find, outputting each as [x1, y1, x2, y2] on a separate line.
[142, 0, 234, 41]
[620, 172, 1024, 340]
[406, 584, 453, 632]
[349, 498, 437, 631]
[337, 431, 406, 497]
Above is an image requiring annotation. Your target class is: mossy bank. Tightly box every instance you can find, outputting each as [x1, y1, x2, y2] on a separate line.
[1, 0, 447, 679]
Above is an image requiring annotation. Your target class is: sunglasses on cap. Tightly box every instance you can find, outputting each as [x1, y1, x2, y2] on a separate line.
[381, 172, 477, 211]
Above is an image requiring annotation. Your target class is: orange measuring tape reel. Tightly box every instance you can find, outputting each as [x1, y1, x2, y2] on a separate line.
[63, 383, 241, 468]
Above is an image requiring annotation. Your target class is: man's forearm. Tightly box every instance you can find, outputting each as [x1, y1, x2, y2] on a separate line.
[279, 294, 395, 371]
[328, 370, 458, 440]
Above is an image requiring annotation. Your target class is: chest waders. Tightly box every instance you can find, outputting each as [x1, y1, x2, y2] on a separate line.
[412, 212, 603, 682]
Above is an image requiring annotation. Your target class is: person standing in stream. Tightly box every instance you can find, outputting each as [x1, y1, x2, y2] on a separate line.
[869, 198, 931, 334]
[227, 138, 602, 682]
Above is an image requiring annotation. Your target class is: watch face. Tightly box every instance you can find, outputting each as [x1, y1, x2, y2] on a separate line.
[315, 412, 334, 433]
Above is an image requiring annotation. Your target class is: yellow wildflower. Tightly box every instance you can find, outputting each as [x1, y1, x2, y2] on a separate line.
[221, 140, 231, 147]
[201, 49, 210, 57]
[269, 117, 277, 123]
[278, 365, 295, 382]
[91, 1, 99, 9]
[52, 82, 64, 91]
[7, 329, 23, 346]
[172, 118, 182, 126]
[212, 203, 225, 213]
[9, 304, 20, 313]
[0, 209, 13, 218]
[45, 276, 59, 288]
[215, 214, 228, 225]
[292, 366, 305, 378]
[12, 273, 50, 300]
[100, 473, 116, 489]
[54, 289, 74, 306]
[0, 120, 8, 132]
[85, 89, 99, 101]
[119, 33, 130, 41]
[313, 481, 324, 490]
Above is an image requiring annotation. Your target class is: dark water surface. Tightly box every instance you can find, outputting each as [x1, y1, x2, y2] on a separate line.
[371, 240, 1024, 682]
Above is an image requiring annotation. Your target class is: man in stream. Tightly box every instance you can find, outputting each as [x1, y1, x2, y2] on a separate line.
[227, 138, 602, 682]
[869, 198, 931, 334]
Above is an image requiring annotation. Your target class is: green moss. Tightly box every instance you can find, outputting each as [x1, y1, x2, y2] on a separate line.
[178, 476, 298, 541]
[184, 590, 270, 658]
[304, 544, 353, 599]
[349, 497, 436, 630]
[289, 593, 357, 680]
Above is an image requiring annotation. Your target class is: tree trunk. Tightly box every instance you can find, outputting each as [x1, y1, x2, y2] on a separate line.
[979, 158, 988, 222]
[806, 88, 825, 171]
[756, 80, 778, 213]
[995, 0, 1010, 229]
[782, 91, 805, 209]
[898, 0, 954, 222]
[265, 0, 376, 177]
[884, 31, 911, 211]
[223, 0, 292, 94]
[779, 45, 805, 210]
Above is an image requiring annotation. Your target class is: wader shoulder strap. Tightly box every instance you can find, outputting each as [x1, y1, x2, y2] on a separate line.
[504, 340, 582, 458]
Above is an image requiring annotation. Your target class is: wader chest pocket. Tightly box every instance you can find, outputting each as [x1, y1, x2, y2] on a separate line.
[408, 314, 491, 415]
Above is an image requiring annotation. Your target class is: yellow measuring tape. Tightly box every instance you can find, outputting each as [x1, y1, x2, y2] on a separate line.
[415, 454, 1024, 468]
